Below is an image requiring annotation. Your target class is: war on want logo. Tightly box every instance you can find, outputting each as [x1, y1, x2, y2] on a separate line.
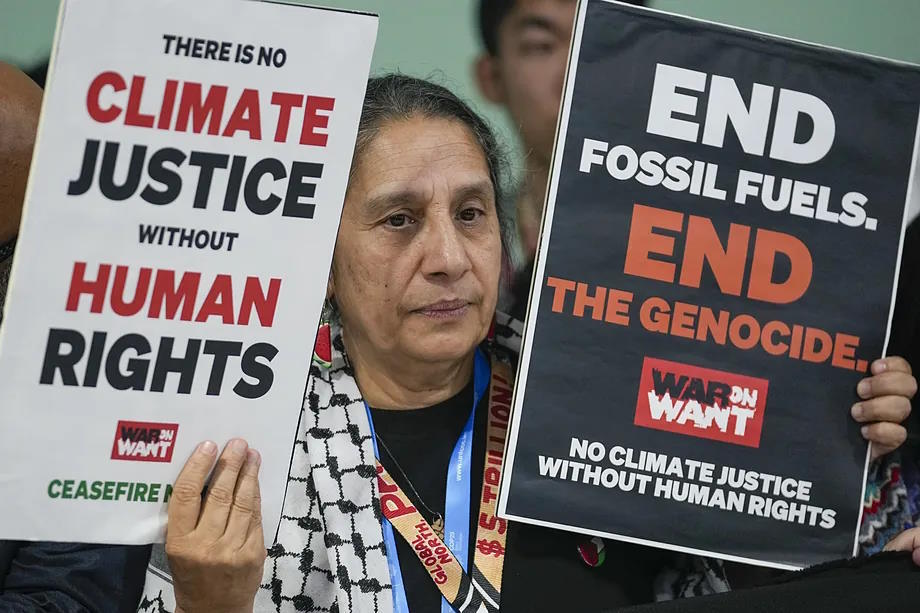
[110, 420, 179, 462]
[634, 357, 769, 447]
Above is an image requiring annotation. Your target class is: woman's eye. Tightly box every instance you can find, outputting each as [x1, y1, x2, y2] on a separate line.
[386, 213, 412, 228]
[458, 207, 483, 222]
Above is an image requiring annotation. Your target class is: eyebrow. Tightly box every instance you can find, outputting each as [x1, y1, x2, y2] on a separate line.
[452, 180, 495, 207]
[512, 14, 560, 37]
[361, 179, 495, 217]
[362, 189, 425, 218]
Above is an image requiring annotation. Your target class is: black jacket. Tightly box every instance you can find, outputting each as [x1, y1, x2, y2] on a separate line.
[0, 540, 150, 612]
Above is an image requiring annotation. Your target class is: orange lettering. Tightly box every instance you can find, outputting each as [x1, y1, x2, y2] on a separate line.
[639, 296, 670, 333]
[679, 217, 749, 296]
[604, 289, 633, 325]
[748, 229, 813, 304]
[546, 276, 576, 313]
[831, 333, 859, 369]
[624, 204, 682, 283]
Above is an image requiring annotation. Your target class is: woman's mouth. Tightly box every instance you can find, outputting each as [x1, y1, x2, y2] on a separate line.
[413, 299, 471, 319]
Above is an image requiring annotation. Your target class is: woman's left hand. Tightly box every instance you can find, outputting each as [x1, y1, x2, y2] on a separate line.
[883, 527, 920, 566]
[850, 356, 916, 461]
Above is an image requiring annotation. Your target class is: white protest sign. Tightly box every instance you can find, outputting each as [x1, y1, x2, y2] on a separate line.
[0, 0, 377, 544]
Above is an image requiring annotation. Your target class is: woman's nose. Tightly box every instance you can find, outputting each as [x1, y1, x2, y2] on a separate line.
[419, 214, 472, 281]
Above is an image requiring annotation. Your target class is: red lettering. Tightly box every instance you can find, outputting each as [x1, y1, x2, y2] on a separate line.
[66, 262, 111, 313]
[175, 82, 228, 135]
[222, 88, 262, 140]
[300, 95, 335, 146]
[194, 275, 235, 324]
[491, 385, 512, 414]
[157, 80, 179, 130]
[238, 277, 281, 327]
[479, 512, 507, 535]
[110, 266, 152, 316]
[271, 92, 304, 143]
[87, 71, 125, 123]
[380, 492, 416, 519]
[125, 76, 155, 128]
[148, 270, 200, 321]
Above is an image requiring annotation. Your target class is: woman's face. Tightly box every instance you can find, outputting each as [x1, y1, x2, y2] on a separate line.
[330, 115, 502, 366]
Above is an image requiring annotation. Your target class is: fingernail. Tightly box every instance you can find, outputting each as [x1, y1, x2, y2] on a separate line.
[861, 425, 870, 438]
[247, 448, 261, 466]
[857, 379, 871, 398]
[230, 438, 248, 453]
[872, 359, 887, 374]
[851, 403, 863, 419]
[199, 441, 217, 455]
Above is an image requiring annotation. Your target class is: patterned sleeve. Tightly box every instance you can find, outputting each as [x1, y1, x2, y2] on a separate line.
[859, 450, 918, 554]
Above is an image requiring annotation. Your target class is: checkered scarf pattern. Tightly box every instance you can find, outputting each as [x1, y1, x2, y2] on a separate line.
[139, 314, 523, 613]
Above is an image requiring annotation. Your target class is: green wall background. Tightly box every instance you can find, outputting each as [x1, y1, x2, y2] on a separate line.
[2, 0, 919, 187]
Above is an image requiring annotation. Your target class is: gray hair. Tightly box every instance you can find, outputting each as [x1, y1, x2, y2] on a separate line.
[350, 73, 513, 257]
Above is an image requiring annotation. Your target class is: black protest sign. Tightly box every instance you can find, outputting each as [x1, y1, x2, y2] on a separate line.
[498, 0, 920, 569]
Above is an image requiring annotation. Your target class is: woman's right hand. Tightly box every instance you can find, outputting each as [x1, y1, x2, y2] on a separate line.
[166, 439, 266, 613]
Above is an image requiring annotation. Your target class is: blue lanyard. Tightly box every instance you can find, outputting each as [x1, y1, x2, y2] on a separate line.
[364, 348, 490, 613]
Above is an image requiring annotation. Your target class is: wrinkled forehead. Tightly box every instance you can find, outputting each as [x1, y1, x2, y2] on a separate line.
[347, 116, 494, 213]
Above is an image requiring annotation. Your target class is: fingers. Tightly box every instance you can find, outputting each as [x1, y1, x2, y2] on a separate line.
[871, 356, 912, 376]
[243, 515, 267, 564]
[884, 527, 920, 552]
[857, 370, 918, 400]
[168, 441, 218, 538]
[861, 422, 907, 460]
[225, 448, 263, 549]
[197, 439, 250, 540]
[851, 395, 912, 424]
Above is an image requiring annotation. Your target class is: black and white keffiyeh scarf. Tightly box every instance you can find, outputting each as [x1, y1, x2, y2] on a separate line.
[138, 313, 730, 612]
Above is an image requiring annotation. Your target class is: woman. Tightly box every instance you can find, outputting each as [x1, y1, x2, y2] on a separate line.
[140, 75, 919, 613]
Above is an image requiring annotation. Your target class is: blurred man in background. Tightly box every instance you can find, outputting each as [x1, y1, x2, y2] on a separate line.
[0, 59, 149, 611]
[474, 0, 646, 319]
[0, 61, 40, 318]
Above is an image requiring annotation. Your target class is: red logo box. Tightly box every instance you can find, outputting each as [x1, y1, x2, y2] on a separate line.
[111, 420, 179, 462]
[634, 357, 769, 448]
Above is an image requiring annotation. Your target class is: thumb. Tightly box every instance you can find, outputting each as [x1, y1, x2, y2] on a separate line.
[883, 527, 920, 553]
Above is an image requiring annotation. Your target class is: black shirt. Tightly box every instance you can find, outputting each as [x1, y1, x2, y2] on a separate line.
[370, 377, 665, 612]
[889, 216, 920, 446]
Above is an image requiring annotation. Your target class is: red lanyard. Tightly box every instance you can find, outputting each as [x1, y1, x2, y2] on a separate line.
[374, 357, 514, 612]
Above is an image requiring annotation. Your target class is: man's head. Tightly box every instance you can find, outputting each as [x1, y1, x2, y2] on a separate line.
[474, 0, 645, 166]
[0, 61, 42, 243]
